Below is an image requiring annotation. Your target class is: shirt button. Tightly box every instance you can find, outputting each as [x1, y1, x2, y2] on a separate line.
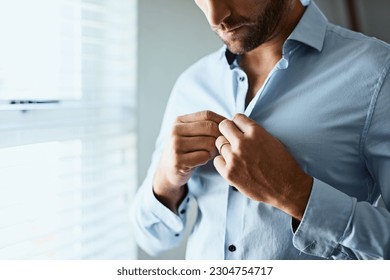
[180, 209, 186, 215]
[279, 58, 289, 69]
[228, 245, 236, 252]
[239, 76, 245, 82]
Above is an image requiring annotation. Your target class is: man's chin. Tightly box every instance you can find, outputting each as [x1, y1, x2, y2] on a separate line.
[224, 41, 251, 55]
[216, 30, 260, 54]
[218, 33, 247, 55]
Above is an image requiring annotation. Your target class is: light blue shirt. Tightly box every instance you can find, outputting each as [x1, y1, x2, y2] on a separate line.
[132, 2, 390, 259]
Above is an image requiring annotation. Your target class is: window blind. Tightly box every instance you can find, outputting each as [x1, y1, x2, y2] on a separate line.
[0, 0, 137, 259]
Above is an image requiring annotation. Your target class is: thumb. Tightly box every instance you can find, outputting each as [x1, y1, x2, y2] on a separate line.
[231, 114, 259, 134]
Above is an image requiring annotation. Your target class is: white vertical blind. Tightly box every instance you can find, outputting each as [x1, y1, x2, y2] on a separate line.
[0, 0, 137, 259]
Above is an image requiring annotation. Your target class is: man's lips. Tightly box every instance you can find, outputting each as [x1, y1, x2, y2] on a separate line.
[216, 22, 256, 35]
[218, 25, 248, 39]
[225, 25, 246, 33]
[212, 23, 247, 32]
[212, 24, 245, 33]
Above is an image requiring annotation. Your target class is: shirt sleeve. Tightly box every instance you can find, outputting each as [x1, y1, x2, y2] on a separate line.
[131, 173, 190, 256]
[293, 58, 390, 260]
[130, 80, 192, 257]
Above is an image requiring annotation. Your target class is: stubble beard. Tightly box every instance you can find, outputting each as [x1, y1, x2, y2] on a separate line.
[214, 0, 286, 55]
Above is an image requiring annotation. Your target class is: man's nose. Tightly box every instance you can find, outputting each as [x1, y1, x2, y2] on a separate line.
[205, 0, 231, 27]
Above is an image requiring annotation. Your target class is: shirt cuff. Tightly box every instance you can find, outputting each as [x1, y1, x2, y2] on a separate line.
[292, 178, 355, 258]
[142, 184, 191, 233]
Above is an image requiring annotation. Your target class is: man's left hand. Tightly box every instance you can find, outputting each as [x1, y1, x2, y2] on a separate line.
[214, 114, 313, 221]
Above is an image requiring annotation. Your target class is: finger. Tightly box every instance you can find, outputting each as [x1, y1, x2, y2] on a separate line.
[231, 113, 261, 134]
[218, 119, 243, 146]
[174, 121, 221, 137]
[177, 110, 226, 124]
[215, 135, 232, 160]
[178, 150, 212, 170]
[215, 135, 228, 152]
[176, 136, 218, 157]
[213, 155, 227, 178]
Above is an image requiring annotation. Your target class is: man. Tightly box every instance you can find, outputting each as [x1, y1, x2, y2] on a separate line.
[132, 0, 390, 259]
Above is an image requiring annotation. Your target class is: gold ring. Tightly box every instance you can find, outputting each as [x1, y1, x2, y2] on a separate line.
[218, 142, 230, 154]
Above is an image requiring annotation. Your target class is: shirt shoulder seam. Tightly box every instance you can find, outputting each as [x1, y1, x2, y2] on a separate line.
[359, 55, 390, 160]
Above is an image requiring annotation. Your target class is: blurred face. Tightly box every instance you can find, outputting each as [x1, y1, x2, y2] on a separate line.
[194, 0, 288, 54]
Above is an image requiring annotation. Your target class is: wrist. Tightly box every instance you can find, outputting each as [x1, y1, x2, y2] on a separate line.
[153, 172, 188, 213]
[290, 174, 313, 221]
[153, 183, 188, 213]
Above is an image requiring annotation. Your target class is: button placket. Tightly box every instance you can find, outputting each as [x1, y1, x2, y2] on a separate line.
[235, 70, 248, 113]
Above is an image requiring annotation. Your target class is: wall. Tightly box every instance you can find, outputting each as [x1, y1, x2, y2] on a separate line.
[316, 0, 390, 43]
[137, 0, 390, 260]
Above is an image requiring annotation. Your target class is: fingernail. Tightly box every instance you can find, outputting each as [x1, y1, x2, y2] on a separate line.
[219, 119, 229, 127]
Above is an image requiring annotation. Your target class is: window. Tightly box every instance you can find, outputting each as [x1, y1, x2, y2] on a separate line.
[0, 0, 137, 259]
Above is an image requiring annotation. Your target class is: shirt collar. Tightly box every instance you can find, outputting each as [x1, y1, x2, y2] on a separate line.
[286, 1, 328, 53]
[222, 1, 328, 65]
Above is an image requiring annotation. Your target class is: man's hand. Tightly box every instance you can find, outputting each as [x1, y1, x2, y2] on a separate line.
[154, 110, 226, 212]
[214, 114, 313, 221]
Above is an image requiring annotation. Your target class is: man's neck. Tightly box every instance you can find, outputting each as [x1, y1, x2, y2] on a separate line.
[240, 1, 305, 76]
[239, 1, 306, 107]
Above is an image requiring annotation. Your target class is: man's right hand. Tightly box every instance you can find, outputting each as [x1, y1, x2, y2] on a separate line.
[153, 110, 226, 212]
